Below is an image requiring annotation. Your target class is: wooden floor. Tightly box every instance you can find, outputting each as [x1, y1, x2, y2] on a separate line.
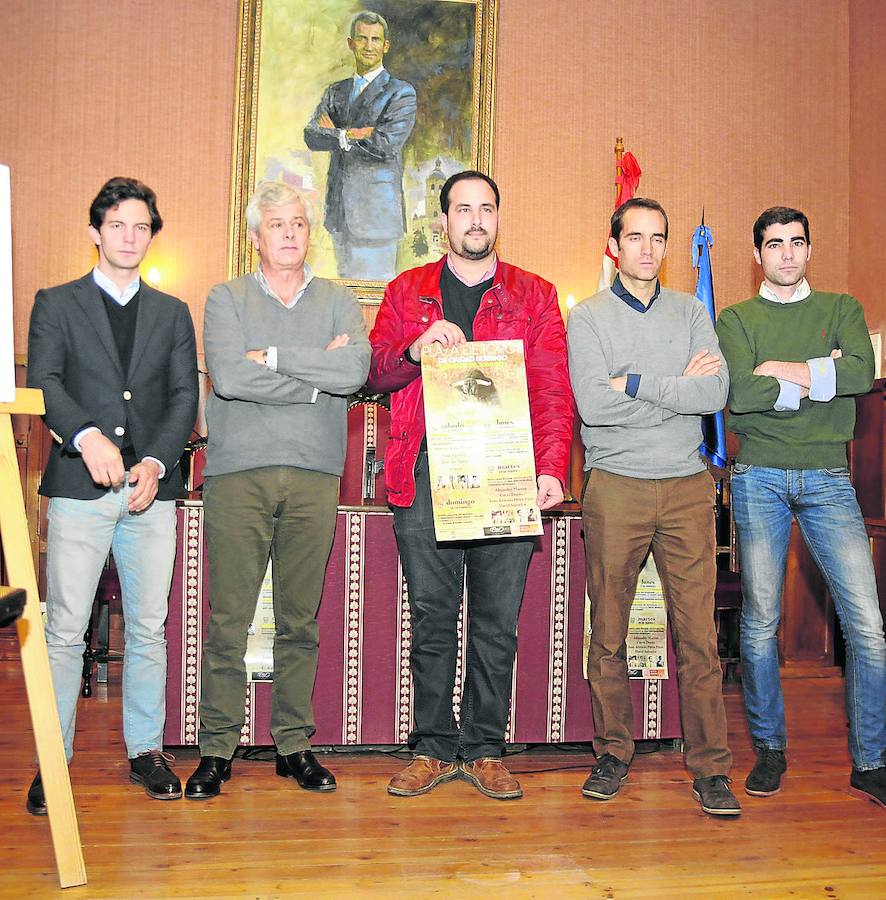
[1, 658, 885, 899]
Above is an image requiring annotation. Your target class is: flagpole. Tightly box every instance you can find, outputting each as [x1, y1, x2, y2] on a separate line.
[613, 136, 624, 207]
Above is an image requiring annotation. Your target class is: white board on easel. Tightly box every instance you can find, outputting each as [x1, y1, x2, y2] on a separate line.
[0, 164, 14, 402]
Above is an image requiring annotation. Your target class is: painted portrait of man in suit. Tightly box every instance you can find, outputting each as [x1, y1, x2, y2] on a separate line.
[242, 0, 486, 287]
[304, 12, 417, 281]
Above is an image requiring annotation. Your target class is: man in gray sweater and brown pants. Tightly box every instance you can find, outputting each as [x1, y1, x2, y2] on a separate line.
[567, 198, 739, 816]
[185, 181, 370, 800]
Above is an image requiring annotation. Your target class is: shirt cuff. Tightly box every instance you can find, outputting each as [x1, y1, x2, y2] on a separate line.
[807, 356, 837, 402]
[266, 346, 278, 371]
[625, 373, 641, 397]
[338, 129, 352, 151]
[774, 379, 802, 411]
[71, 425, 100, 452]
[141, 456, 167, 480]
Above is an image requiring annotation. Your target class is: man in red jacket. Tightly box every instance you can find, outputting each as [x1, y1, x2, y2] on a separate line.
[368, 171, 573, 800]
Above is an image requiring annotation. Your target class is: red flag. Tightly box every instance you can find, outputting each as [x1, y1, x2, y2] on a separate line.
[598, 149, 642, 291]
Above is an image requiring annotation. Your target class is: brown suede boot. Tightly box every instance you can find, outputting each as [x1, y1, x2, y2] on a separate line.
[387, 756, 458, 797]
[461, 757, 523, 800]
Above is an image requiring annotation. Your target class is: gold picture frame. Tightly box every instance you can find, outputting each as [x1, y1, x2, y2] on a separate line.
[228, 0, 499, 303]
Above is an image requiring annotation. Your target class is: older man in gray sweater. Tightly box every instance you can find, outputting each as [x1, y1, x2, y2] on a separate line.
[567, 198, 738, 817]
[185, 181, 370, 800]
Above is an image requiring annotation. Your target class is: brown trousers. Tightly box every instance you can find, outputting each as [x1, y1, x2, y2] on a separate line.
[582, 468, 731, 778]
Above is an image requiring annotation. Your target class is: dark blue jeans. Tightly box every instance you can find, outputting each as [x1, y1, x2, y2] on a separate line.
[392, 452, 535, 762]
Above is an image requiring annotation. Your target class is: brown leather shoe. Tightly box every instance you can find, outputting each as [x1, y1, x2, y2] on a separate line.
[387, 756, 458, 797]
[461, 757, 523, 800]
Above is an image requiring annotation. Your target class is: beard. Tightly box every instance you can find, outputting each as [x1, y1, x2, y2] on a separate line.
[451, 228, 495, 261]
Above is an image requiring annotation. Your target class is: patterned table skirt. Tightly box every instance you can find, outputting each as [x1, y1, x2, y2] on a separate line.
[164, 505, 682, 747]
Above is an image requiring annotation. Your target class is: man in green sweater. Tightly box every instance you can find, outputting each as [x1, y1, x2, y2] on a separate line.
[716, 206, 886, 808]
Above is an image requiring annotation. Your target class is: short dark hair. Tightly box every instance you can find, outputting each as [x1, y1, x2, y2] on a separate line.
[753, 206, 810, 250]
[610, 197, 668, 244]
[350, 11, 389, 41]
[89, 177, 163, 234]
[439, 170, 500, 215]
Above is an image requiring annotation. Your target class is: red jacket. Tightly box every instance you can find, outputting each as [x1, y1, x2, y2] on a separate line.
[368, 256, 574, 507]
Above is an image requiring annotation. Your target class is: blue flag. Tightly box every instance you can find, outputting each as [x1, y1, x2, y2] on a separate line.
[692, 220, 727, 468]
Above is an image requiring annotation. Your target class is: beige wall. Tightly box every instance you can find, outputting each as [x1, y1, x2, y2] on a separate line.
[495, 0, 851, 312]
[1, 0, 883, 355]
[849, 0, 886, 341]
[0, 0, 238, 353]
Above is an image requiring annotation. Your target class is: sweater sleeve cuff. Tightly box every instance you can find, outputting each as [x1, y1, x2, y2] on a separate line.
[774, 379, 802, 411]
[625, 373, 641, 397]
[807, 356, 836, 402]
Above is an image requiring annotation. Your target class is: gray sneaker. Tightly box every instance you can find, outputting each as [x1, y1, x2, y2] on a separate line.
[849, 766, 886, 808]
[745, 748, 787, 797]
[692, 775, 741, 816]
[582, 753, 629, 800]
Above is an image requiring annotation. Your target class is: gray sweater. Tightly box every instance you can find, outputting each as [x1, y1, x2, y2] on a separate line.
[567, 287, 729, 479]
[203, 273, 371, 477]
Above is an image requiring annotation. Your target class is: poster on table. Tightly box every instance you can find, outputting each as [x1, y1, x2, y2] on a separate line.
[583, 553, 669, 680]
[626, 555, 668, 679]
[0, 164, 15, 403]
[245, 561, 276, 682]
[422, 339, 541, 542]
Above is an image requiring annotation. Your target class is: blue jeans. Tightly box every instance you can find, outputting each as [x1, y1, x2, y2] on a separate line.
[392, 452, 535, 762]
[731, 465, 886, 770]
[44, 489, 176, 760]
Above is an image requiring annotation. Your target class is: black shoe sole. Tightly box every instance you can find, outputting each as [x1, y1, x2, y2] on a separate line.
[26, 800, 47, 816]
[275, 764, 336, 792]
[184, 770, 231, 800]
[129, 773, 183, 800]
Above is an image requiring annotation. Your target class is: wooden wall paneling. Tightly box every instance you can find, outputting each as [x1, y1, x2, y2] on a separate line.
[780, 524, 836, 672]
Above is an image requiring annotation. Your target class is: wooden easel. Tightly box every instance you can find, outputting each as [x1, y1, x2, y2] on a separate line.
[0, 388, 86, 888]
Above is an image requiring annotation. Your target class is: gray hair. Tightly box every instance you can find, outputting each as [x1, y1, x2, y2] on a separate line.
[245, 181, 314, 233]
[350, 10, 389, 40]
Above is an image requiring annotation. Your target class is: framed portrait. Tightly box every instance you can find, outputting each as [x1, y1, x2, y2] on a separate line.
[228, 0, 499, 301]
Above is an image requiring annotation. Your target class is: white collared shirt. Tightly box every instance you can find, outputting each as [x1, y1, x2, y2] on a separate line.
[92, 266, 140, 305]
[759, 278, 811, 304]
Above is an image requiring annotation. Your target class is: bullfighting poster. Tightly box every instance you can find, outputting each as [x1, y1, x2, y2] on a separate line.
[422, 339, 541, 541]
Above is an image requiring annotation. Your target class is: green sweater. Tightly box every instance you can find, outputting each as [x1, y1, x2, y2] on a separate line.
[715, 291, 874, 469]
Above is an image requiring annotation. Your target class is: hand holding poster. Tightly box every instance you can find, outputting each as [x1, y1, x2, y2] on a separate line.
[421, 339, 541, 541]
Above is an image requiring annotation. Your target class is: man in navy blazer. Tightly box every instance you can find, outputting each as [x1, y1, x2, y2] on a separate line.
[25, 177, 198, 814]
[305, 10, 416, 281]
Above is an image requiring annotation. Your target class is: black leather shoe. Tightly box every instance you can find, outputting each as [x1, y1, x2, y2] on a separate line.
[129, 750, 183, 800]
[276, 750, 336, 792]
[26, 771, 46, 816]
[184, 756, 232, 800]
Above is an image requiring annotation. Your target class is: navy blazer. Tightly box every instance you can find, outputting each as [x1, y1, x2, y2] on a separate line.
[304, 69, 417, 242]
[27, 272, 199, 500]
